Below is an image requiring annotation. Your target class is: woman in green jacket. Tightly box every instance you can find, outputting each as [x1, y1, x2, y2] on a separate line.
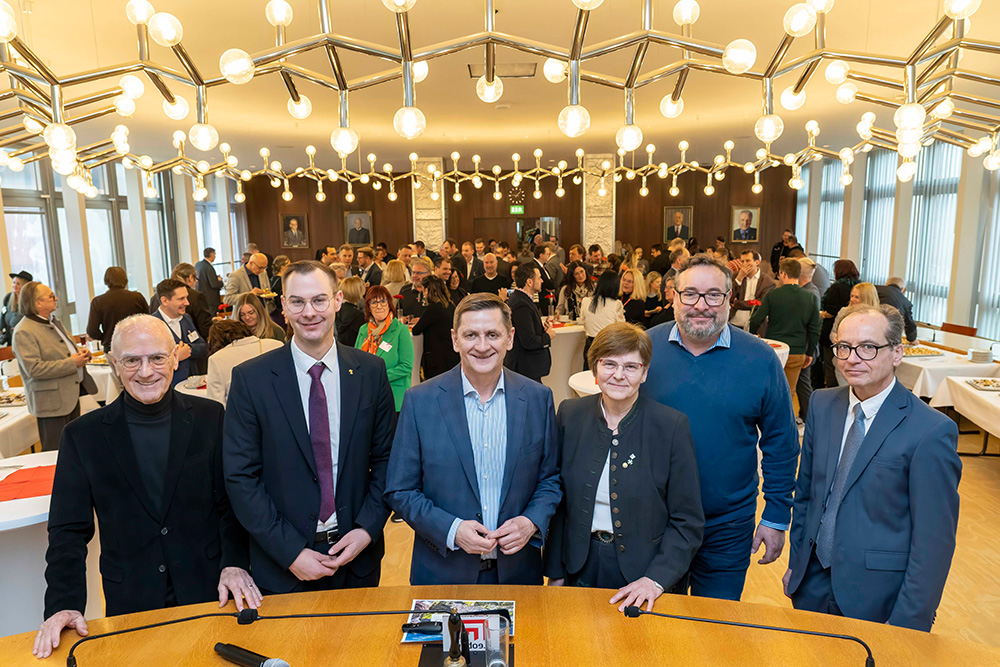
[355, 284, 414, 412]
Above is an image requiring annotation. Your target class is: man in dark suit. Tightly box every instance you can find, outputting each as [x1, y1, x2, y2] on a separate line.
[385, 293, 561, 585]
[33, 314, 256, 659]
[665, 210, 690, 241]
[458, 241, 485, 285]
[195, 248, 224, 314]
[151, 279, 207, 386]
[770, 230, 792, 275]
[87, 266, 148, 352]
[504, 263, 553, 383]
[729, 250, 776, 330]
[733, 209, 758, 242]
[283, 217, 308, 247]
[648, 243, 670, 277]
[224, 261, 396, 595]
[356, 246, 383, 288]
[347, 216, 370, 245]
[784, 304, 961, 631]
[876, 278, 918, 343]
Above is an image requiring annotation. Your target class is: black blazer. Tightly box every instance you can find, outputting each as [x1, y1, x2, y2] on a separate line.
[544, 394, 704, 588]
[876, 284, 918, 342]
[223, 343, 397, 593]
[504, 290, 551, 380]
[361, 264, 383, 288]
[44, 392, 248, 618]
[820, 279, 857, 346]
[335, 302, 366, 348]
[411, 302, 459, 379]
[87, 287, 149, 351]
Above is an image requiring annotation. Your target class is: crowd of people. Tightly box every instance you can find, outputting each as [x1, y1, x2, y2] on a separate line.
[2, 229, 961, 660]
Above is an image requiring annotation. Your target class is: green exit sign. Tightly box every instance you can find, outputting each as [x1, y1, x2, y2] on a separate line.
[509, 205, 525, 215]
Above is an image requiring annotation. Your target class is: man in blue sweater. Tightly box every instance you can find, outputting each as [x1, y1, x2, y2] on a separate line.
[641, 254, 800, 601]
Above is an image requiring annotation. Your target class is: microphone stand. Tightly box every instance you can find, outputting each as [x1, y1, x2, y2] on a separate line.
[623, 606, 875, 667]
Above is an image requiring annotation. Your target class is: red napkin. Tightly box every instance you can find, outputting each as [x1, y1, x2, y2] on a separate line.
[0, 465, 57, 502]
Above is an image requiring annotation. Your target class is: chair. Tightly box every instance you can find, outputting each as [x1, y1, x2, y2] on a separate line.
[941, 322, 977, 337]
[0, 357, 22, 388]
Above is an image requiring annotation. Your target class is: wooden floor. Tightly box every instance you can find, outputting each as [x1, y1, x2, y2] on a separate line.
[379, 430, 1000, 647]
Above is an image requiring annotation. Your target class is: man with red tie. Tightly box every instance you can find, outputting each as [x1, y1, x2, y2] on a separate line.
[223, 260, 397, 594]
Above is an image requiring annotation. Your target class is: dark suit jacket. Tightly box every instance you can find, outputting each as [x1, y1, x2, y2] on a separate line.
[876, 285, 918, 342]
[150, 310, 208, 384]
[335, 302, 366, 348]
[196, 259, 224, 313]
[87, 287, 149, 351]
[787, 382, 961, 631]
[544, 395, 703, 588]
[730, 271, 776, 319]
[360, 264, 383, 288]
[665, 224, 689, 241]
[504, 290, 551, 380]
[149, 287, 213, 345]
[733, 227, 757, 242]
[385, 366, 562, 585]
[44, 392, 248, 618]
[411, 302, 459, 379]
[223, 343, 396, 593]
[649, 253, 671, 277]
[398, 284, 426, 318]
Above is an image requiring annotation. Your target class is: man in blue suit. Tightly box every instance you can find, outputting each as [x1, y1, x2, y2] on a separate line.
[151, 278, 207, 386]
[784, 304, 961, 631]
[385, 293, 561, 585]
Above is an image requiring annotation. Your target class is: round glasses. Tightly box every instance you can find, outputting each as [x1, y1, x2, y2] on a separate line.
[832, 342, 893, 361]
[285, 295, 332, 313]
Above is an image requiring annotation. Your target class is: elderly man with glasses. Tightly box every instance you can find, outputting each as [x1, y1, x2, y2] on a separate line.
[33, 314, 257, 659]
[224, 252, 273, 312]
[640, 254, 799, 602]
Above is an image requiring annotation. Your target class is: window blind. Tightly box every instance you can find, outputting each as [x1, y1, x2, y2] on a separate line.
[974, 173, 1000, 339]
[815, 159, 844, 276]
[858, 149, 897, 285]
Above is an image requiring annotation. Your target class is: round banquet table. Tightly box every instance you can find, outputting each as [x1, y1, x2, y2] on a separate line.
[0, 388, 38, 459]
[86, 363, 121, 403]
[0, 451, 103, 638]
[541, 323, 586, 407]
[175, 377, 209, 400]
[1, 585, 996, 665]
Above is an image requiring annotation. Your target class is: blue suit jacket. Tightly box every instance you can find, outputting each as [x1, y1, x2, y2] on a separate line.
[787, 381, 961, 631]
[151, 310, 207, 386]
[385, 366, 562, 585]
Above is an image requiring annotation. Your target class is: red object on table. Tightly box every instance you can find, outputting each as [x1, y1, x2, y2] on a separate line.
[0, 465, 57, 502]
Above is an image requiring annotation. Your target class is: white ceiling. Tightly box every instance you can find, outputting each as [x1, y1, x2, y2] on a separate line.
[7, 0, 1000, 171]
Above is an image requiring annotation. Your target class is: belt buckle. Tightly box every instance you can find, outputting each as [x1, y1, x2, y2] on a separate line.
[593, 530, 614, 544]
[326, 530, 339, 545]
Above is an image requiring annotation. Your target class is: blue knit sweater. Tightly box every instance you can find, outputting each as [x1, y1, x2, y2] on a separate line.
[640, 322, 800, 528]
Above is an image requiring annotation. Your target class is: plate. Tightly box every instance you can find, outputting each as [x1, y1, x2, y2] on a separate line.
[0, 392, 26, 406]
[966, 378, 1000, 392]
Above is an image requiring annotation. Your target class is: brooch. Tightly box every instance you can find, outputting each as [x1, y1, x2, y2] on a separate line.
[621, 453, 636, 468]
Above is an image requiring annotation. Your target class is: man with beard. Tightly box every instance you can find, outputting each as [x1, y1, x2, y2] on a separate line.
[641, 254, 799, 601]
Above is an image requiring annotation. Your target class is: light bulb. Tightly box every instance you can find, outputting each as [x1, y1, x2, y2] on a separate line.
[840, 173, 853, 186]
[430, 191, 439, 201]
[722, 39, 756, 75]
[139, 155, 153, 169]
[598, 186, 607, 197]
[805, 119, 820, 135]
[754, 114, 784, 143]
[163, 96, 189, 120]
[983, 153, 1000, 171]
[704, 185, 715, 195]
[839, 147, 854, 162]
[557, 104, 591, 138]
[783, 3, 817, 37]
[452, 192, 462, 202]
[615, 124, 643, 152]
[857, 121, 874, 140]
[543, 58, 567, 83]
[573, 175, 583, 185]
[895, 127, 922, 143]
[115, 142, 130, 155]
[943, 0, 981, 20]
[751, 183, 763, 194]
[197, 160, 210, 173]
[381, 0, 417, 12]
[898, 142, 921, 159]
[345, 191, 356, 203]
[241, 170, 252, 180]
[639, 187, 649, 197]
[304, 145, 316, 157]
[780, 86, 806, 111]
[125, 0, 155, 25]
[897, 161, 917, 182]
[43, 123, 76, 151]
[894, 102, 926, 130]
[7, 156, 23, 172]
[227, 156, 238, 167]
[393, 106, 426, 139]
[807, 0, 835, 11]
[148, 12, 183, 47]
[824, 60, 850, 84]
[387, 191, 398, 202]
[114, 95, 136, 117]
[330, 126, 360, 156]
[86, 185, 98, 198]
[836, 82, 858, 104]
[360, 173, 369, 184]
[672, 0, 700, 26]
[220, 48, 255, 85]
[22, 117, 43, 134]
[281, 190, 292, 202]
[234, 191, 246, 203]
[51, 157, 77, 177]
[270, 160, 282, 171]
[659, 95, 684, 118]
[493, 191, 502, 201]
[287, 95, 312, 119]
[931, 98, 954, 119]
[412, 61, 428, 83]
[556, 187, 565, 197]
[789, 177, 804, 189]
[678, 140, 689, 151]
[571, 0, 604, 9]
[476, 75, 504, 103]
[372, 180, 382, 191]
[119, 74, 145, 100]
[145, 186, 158, 198]
[66, 174, 83, 190]
[265, 0, 293, 26]
[669, 186, 679, 196]
[188, 123, 219, 151]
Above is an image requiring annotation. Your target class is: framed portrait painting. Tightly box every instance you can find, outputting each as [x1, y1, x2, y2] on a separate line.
[731, 206, 760, 243]
[345, 211, 374, 247]
[663, 206, 693, 242]
[280, 213, 309, 248]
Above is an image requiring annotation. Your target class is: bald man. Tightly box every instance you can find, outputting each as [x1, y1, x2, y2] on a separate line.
[225, 252, 273, 311]
[34, 314, 256, 659]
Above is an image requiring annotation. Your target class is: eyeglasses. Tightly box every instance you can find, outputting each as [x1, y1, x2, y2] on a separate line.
[114, 353, 173, 370]
[677, 290, 729, 307]
[832, 342, 893, 361]
[597, 359, 645, 376]
[285, 295, 332, 313]
[369, 299, 389, 307]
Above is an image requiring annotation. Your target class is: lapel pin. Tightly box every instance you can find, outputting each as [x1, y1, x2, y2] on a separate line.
[349, 369, 354, 375]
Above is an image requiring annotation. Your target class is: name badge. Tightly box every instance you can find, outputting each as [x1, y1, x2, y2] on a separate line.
[188, 330, 200, 342]
[378, 340, 393, 353]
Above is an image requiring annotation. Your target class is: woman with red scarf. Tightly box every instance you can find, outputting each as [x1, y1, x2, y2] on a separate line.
[355, 285, 414, 412]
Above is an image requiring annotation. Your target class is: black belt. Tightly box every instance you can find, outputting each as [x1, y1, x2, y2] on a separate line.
[479, 558, 497, 571]
[314, 529, 340, 545]
[591, 530, 614, 544]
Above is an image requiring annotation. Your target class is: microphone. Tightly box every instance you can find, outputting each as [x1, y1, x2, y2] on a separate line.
[214, 642, 290, 667]
[624, 606, 875, 667]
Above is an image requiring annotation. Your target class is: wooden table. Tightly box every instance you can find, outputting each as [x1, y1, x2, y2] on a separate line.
[2, 585, 997, 666]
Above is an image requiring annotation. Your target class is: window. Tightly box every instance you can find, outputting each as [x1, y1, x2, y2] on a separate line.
[5, 206, 53, 286]
[195, 176, 220, 258]
[974, 173, 1000, 339]
[814, 159, 844, 276]
[858, 150, 897, 285]
[905, 141, 962, 326]
[794, 163, 810, 246]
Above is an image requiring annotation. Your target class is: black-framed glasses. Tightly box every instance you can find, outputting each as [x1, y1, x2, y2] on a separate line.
[285, 295, 333, 313]
[832, 342, 893, 361]
[677, 290, 729, 307]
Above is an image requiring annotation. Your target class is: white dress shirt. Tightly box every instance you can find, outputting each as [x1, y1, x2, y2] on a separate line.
[839, 378, 896, 460]
[731, 270, 760, 329]
[591, 400, 615, 533]
[290, 337, 342, 531]
[158, 307, 183, 339]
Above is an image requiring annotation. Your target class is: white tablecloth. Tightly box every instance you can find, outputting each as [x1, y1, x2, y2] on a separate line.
[762, 339, 790, 368]
[569, 370, 600, 397]
[946, 377, 1000, 438]
[542, 324, 586, 407]
[0, 399, 36, 460]
[896, 351, 1000, 405]
[87, 364, 120, 403]
[0, 451, 104, 636]
[176, 378, 208, 399]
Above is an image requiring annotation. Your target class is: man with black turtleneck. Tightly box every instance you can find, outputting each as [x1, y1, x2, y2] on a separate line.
[33, 314, 261, 660]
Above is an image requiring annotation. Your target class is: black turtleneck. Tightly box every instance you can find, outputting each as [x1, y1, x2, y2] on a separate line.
[124, 390, 173, 512]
